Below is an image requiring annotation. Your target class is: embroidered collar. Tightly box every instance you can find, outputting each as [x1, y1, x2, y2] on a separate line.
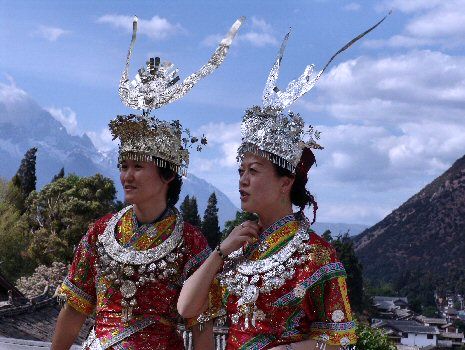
[99, 205, 183, 265]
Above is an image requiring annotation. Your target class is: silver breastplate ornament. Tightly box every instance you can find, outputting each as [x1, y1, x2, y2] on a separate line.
[96, 206, 185, 322]
[220, 219, 312, 329]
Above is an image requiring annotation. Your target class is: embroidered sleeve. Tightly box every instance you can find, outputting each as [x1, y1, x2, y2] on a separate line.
[303, 244, 357, 346]
[182, 224, 225, 327]
[58, 224, 99, 316]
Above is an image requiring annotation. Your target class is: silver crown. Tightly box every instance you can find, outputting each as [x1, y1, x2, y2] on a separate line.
[119, 16, 245, 111]
[237, 14, 390, 173]
[112, 16, 244, 174]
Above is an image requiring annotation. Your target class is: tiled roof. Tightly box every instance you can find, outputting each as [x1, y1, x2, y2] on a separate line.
[0, 296, 92, 345]
[376, 319, 440, 335]
[0, 337, 80, 349]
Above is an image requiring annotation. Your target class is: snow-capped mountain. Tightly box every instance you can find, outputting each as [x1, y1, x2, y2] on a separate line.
[0, 87, 238, 226]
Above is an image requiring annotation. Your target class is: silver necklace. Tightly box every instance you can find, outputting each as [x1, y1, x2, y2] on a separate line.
[96, 206, 185, 322]
[220, 218, 312, 329]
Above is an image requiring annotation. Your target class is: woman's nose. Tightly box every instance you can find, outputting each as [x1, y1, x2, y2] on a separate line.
[122, 168, 135, 181]
[239, 173, 249, 186]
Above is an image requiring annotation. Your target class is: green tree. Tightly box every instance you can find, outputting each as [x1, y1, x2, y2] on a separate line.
[222, 211, 258, 240]
[202, 192, 220, 248]
[332, 233, 364, 313]
[11, 147, 37, 212]
[355, 322, 397, 350]
[51, 167, 65, 182]
[24, 173, 117, 265]
[0, 202, 31, 281]
[322, 229, 332, 242]
[180, 195, 202, 228]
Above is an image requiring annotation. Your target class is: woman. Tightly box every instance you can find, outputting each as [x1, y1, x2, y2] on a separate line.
[178, 147, 356, 350]
[51, 16, 244, 350]
[178, 17, 390, 349]
[52, 151, 214, 350]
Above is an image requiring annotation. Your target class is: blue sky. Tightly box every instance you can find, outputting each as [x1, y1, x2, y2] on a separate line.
[1, 0, 465, 225]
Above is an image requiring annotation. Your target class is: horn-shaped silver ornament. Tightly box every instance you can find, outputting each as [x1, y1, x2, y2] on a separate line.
[119, 16, 245, 112]
[262, 12, 391, 112]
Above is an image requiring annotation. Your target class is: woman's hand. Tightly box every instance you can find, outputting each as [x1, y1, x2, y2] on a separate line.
[220, 220, 261, 256]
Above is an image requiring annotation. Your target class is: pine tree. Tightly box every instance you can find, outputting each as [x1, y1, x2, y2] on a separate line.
[180, 195, 201, 228]
[180, 195, 191, 220]
[202, 192, 220, 248]
[188, 196, 202, 228]
[52, 167, 65, 182]
[11, 147, 37, 212]
[322, 229, 333, 242]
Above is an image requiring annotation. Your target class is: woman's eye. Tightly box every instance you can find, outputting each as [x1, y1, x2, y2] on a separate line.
[249, 168, 257, 174]
[238, 169, 244, 176]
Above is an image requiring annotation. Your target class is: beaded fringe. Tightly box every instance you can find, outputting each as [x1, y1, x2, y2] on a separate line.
[238, 143, 296, 173]
[119, 152, 187, 176]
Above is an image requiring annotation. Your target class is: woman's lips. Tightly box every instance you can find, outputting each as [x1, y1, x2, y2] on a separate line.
[239, 190, 249, 201]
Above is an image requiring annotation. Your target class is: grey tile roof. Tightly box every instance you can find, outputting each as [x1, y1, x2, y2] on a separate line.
[0, 297, 91, 345]
[0, 337, 80, 349]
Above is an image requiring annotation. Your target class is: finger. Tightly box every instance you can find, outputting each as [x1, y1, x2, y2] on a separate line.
[239, 227, 259, 238]
[244, 221, 261, 231]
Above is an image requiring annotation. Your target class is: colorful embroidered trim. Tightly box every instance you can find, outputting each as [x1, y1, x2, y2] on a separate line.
[60, 277, 95, 315]
[254, 221, 300, 260]
[309, 327, 357, 346]
[182, 246, 211, 281]
[310, 321, 356, 331]
[282, 309, 306, 337]
[117, 208, 176, 250]
[273, 262, 346, 307]
[239, 333, 277, 350]
[243, 214, 296, 256]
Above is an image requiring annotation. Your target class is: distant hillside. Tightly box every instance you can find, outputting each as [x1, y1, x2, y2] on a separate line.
[312, 222, 368, 237]
[354, 154, 465, 292]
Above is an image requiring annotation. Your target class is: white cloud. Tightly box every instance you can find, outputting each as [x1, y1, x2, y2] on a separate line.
[47, 107, 79, 136]
[0, 76, 28, 106]
[32, 25, 69, 42]
[344, 2, 361, 11]
[374, 1, 465, 48]
[315, 51, 465, 123]
[317, 203, 391, 225]
[201, 16, 278, 48]
[198, 121, 241, 167]
[86, 128, 116, 152]
[97, 14, 185, 40]
[298, 49, 465, 194]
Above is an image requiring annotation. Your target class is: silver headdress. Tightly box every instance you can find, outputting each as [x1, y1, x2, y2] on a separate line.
[237, 14, 390, 173]
[111, 16, 244, 175]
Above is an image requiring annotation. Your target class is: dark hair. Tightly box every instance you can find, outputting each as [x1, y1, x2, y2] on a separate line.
[273, 148, 318, 223]
[158, 166, 183, 207]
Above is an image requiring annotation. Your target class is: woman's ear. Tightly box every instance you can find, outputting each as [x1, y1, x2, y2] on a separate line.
[281, 175, 295, 194]
[160, 174, 175, 184]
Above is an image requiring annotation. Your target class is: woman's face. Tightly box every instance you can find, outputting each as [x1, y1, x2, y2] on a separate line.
[238, 153, 293, 216]
[119, 159, 168, 207]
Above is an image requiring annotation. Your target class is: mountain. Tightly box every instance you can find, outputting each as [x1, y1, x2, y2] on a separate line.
[180, 175, 238, 229]
[0, 88, 238, 227]
[354, 154, 465, 292]
[311, 222, 368, 236]
[0, 90, 106, 188]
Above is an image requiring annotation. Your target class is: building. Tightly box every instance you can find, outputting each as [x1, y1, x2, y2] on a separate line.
[372, 296, 412, 319]
[373, 319, 439, 348]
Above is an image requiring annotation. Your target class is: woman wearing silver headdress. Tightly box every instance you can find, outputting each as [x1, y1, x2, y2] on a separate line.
[51, 16, 244, 350]
[178, 15, 390, 350]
